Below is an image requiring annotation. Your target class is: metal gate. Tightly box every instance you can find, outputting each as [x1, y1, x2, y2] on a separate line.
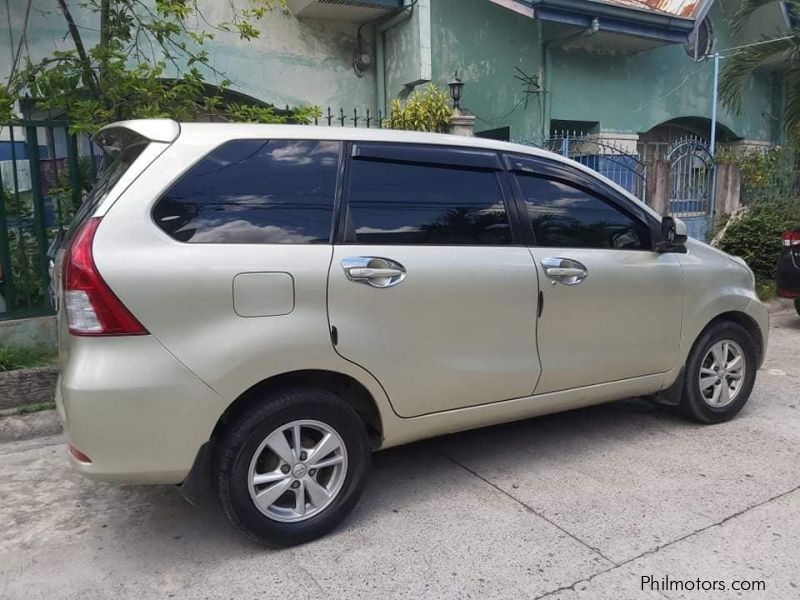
[0, 120, 97, 320]
[524, 131, 648, 202]
[666, 136, 715, 240]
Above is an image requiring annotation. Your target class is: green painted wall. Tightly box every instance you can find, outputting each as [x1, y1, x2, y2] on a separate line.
[430, 0, 545, 140]
[1, 1, 377, 115]
[548, 3, 781, 140]
[430, 0, 785, 143]
[385, 0, 432, 104]
[2, 0, 786, 142]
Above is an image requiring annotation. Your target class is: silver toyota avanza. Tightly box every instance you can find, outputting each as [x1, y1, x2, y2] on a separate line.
[54, 120, 768, 545]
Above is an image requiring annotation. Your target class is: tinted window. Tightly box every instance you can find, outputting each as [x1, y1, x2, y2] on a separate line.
[60, 141, 147, 251]
[346, 159, 511, 245]
[517, 175, 650, 250]
[154, 140, 340, 243]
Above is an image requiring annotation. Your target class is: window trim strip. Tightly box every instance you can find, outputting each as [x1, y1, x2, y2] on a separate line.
[351, 142, 504, 171]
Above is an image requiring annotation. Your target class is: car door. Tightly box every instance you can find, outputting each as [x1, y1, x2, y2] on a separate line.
[327, 143, 541, 418]
[506, 153, 684, 395]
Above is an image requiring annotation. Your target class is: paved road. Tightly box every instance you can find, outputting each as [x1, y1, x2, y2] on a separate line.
[2, 313, 799, 600]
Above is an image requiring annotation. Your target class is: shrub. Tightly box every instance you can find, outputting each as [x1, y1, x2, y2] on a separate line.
[716, 144, 800, 205]
[714, 200, 800, 281]
[384, 84, 452, 133]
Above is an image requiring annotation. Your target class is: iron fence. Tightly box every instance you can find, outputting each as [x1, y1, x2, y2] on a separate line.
[310, 105, 452, 131]
[0, 120, 97, 320]
[313, 106, 387, 128]
[665, 136, 714, 218]
[521, 131, 648, 203]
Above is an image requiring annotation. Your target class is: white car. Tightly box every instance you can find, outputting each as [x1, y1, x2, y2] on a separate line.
[53, 120, 768, 546]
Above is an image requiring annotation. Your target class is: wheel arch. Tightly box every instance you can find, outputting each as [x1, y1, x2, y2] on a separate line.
[210, 369, 384, 449]
[694, 310, 764, 367]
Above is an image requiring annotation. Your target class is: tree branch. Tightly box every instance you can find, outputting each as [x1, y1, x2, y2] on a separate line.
[56, 0, 99, 98]
[99, 0, 110, 81]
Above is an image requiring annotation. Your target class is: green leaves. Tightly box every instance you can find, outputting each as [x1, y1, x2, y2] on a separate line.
[225, 103, 321, 124]
[728, 0, 800, 34]
[385, 84, 452, 133]
[719, 36, 795, 116]
[0, 85, 15, 123]
[5, 0, 311, 135]
[720, 1, 800, 136]
[719, 143, 800, 204]
[716, 200, 800, 280]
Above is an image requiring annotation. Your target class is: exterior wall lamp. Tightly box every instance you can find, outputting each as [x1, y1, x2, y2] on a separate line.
[448, 71, 464, 111]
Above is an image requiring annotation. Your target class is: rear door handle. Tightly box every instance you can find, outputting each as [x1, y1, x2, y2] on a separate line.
[341, 257, 406, 288]
[542, 257, 588, 285]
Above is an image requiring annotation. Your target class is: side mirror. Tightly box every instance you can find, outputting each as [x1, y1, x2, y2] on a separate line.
[658, 216, 688, 252]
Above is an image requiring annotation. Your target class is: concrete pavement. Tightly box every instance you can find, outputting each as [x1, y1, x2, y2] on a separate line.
[1, 312, 799, 599]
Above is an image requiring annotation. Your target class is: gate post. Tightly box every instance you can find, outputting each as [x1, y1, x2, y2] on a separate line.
[646, 159, 671, 215]
[713, 161, 741, 214]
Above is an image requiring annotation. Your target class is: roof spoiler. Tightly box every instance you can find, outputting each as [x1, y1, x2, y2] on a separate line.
[94, 119, 180, 159]
[96, 119, 180, 144]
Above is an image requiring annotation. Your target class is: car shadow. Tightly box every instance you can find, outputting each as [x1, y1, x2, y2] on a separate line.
[108, 396, 685, 557]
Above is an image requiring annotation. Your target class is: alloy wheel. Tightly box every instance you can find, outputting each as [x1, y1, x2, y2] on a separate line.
[698, 339, 746, 408]
[247, 420, 348, 523]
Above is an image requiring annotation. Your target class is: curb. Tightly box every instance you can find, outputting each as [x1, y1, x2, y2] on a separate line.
[0, 366, 59, 412]
[0, 409, 62, 443]
[765, 298, 795, 315]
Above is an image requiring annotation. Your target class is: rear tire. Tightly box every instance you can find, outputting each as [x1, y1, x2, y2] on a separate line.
[214, 388, 371, 546]
[795, 297, 800, 317]
[678, 321, 758, 424]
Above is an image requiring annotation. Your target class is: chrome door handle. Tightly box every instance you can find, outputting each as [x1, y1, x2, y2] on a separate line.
[341, 257, 406, 288]
[347, 267, 404, 279]
[542, 257, 588, 286]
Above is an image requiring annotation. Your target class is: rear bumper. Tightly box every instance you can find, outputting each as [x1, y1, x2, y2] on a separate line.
[57, 335, 226, 484]
[777, 252, 800, 297]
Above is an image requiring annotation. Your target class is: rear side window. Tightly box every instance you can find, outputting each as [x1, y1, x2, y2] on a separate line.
[345, 159, 511, 245]
[516, 175, 650, 250]
[61, 141, 147, 250]
[154, 140, 340, 243]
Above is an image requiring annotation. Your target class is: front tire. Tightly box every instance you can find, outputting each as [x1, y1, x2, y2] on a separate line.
[679, 321, 758, 424]
[214, 388, 371, 546]
[794, 297, 800, 317]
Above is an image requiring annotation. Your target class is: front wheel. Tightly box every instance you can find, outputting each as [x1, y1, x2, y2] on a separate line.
[679, 321, 758, 424]
[214, 388, 371, 546]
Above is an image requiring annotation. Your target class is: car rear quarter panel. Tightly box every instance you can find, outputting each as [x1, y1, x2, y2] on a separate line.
[57, 332, 227, 483]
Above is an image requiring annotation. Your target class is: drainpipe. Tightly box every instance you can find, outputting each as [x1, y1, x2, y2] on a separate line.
[375, 0, 417, 116]
[709, 51, 720, 219]
[541, 17, 600, 140]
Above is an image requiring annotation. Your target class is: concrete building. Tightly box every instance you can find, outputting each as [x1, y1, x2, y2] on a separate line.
[0, 0, 789, 146]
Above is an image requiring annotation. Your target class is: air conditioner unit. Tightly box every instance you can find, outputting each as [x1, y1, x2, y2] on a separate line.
[287, 0, 403, 22]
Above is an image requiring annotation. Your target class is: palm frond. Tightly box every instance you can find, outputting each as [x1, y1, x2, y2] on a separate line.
[719, 36, 796, 114]
[729, 0, 800, 35]
[782, 65, 800, 136]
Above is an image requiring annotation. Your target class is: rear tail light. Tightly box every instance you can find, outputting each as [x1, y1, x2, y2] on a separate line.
[782, 230, 800, 247]
[63, 217, 148, 336]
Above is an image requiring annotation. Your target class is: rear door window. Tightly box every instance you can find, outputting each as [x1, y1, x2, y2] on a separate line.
[153, 139, 341, 244]
[344, 153, 512, 245]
